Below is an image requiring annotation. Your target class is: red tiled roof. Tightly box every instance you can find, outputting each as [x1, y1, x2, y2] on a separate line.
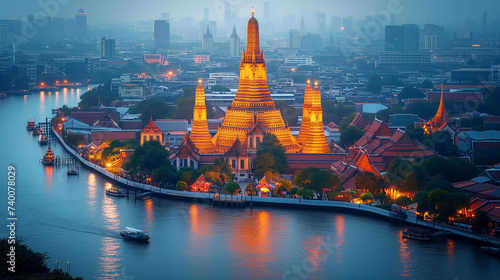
[142, 116, 162, 134]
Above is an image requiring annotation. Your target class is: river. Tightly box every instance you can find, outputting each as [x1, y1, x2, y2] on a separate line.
[0, 87, 498, 280]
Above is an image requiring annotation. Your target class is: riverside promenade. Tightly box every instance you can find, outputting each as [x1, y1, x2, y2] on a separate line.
[53, 128, 499, 246]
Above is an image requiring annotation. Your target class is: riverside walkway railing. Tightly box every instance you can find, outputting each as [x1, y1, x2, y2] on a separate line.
[53, 128, 499, 245]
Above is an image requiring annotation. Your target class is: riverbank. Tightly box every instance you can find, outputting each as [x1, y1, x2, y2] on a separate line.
[52, 128, 499, 246]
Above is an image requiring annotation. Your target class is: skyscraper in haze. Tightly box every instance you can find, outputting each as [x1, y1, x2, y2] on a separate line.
[342, 17, 353, 34]
[202, 26, 213, 51]
[154, 20, 170, 49]
[317, 13, 326, 34]
[481, 11, 488, 33]
[422, 24, 445, 49]
[229, 25, 240, 57]
[288, 29, 300, 48]
[75, 5, 87, 39]
[204, 8, 209, 21]
[300, 18, 306, 33]
[385, 24, 419, 53]
[100, 37, 115, 58]
[331, 16, 341, 33]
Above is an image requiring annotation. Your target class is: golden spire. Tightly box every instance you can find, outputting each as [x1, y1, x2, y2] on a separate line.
[191, 81, 215, 153]
[297, 80, 314, 145]
[302, 82, 330, 153]
[434, 79, 449, 123]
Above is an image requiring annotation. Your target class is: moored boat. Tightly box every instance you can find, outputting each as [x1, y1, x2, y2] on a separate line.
[38, 135, 49, 145]
[33, 128, 42, 136]
[402, 226, 432, 241]
[120, 227, 150, 241]
[27, 119, 35, 130]
[105, 183, 126, 197]
[42, 146, 55, 165]
[481, 246, 500, 256]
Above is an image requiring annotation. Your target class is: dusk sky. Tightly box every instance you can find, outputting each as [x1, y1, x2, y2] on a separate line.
[1, 0, 499, 26]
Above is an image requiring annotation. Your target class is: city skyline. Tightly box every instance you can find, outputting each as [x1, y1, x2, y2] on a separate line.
[1, 0, 499, 28]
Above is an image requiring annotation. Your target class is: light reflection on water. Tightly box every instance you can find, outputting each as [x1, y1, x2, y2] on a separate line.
[44, 165, 54, 191]
[398, 231, 416, 278]
[98, 191, 122, 278]
[87, 173, 97, 211]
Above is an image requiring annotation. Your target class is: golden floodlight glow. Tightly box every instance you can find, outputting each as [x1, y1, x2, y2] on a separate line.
[307, 79, 310, 84]
[198, 79, 202, 84]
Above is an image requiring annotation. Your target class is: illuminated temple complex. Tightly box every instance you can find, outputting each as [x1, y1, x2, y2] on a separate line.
[422, 84, 451, 134]
[212, 10, 299, 153]
[170, 11, 342, 178]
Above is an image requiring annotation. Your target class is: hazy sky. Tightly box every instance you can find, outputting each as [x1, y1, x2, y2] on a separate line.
[1, 0, 499, 26]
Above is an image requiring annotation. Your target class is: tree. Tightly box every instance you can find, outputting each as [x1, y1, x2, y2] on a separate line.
[124, 141, 170, 176]
[355, 172, 383, 194]
[152, 165, 179, 187]
[296, 188, 314, 199]
[420, 79, 434, 89]
[79, 84, 120, 110]
[366, 74, 382, 94]
[404, 101, 438, 120]
[254, 133, 288, 178]
[211, 84, 230, 92]
[360, 192, 372, 202]
[472, 210, 491, 234]
[374, 193, 390, 204]
[225, 181, 241, 195]
[201, 157, 233, 187]
[176, 181, 190, 191]
[417, 188, 458, 221]
[395, 196, 412, 207]
[246, 183, 257, 196]
[293, 167, 319, 190]
[421, 156, 477, 183]
[340, 126, 364, 147]
[398, 85, 424, 100]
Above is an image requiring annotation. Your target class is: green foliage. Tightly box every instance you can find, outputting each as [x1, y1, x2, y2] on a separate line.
[404, 101, 438, 120]
[254, 134, 289, 178]
[376, 104, 403, 123]
[225, 181, 241, 195]
[360, 192, 372, 201]
[211, 84, 231, 92]
[339, 112, 357, 133]
[132, 98, 172, 124]
[275, 101, 299, 126]
[340, 126, 364, 147]
[355, 172, 383, 194]
[200, 157, 233, 187]
[101, 140, 128, 162]
[420, 79, 434, 89]
[472, 210, 491, 234]
[179, 167, 200, 185]
[176, 181, 190, 191]
[296, 188, 314, 199]
[79, 84, 120, 110]
[322, 100, 355, 125]
[420, 156, 478, 183]
[416, 188, 470, 222]
[290, 187, 298, 195]
[374, 193, 391, 204]
[478, 87, 500, 116]
[459, 117, 485, 130]
[152, 165, 179, 187]
[124, 141, 170, 175]
[293, 167, 341, 196]
[366, 74, 382, 94]
[406, 127, 458, 157]
[398, 85, 424, 100]
[395, 196, 412, 207]
[63, 133, 83, 147]
[382, 76, 404, 86]
[383, 158, 427, 193]
[246, 183, 257, 196]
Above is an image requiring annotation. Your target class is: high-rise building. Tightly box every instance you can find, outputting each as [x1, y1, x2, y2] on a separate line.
[331, 16, 341, 33]
[300, 18, 306, 33]
[204, 8, 209, 21]
[481, 11, 488, 33]
[385, 24, 419, 53]
[422, 24, 446, 49]
[0, 20, 21, 48]
[317, 13, 326, 34]
[75, 5, 87, 39]
[342, 17, 353, 34]
[100, 37, 115, 58]
[154, 20, 170, 49]
[202, 26, 213, 51]
[300, 33, 322, 51]
[288, 29, 300, 48]
[229, 25, 240, 57]
[213, 10, 299, 153]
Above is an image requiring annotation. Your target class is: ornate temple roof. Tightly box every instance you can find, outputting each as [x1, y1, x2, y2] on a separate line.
[142, 115, 162, 134]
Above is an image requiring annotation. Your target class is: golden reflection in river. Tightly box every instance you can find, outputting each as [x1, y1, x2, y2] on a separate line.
[228, 210, 277, 279]
[98, 184, 122, 279]
[335, 215, 345, 262]
[87, 173, 97, 211]
[39, 91, 45, 112]
[145, 199, 153, 224]
[98, 236, 121, 279]
[302, 235, 329, 273]
[189, 204, 210, 237]
[187, 204, 211, 260]
[398, 230, 415, 278]
[446, 239, 455, 261]
[44, 165, 53, 191]
[63, 90, 67, 104]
